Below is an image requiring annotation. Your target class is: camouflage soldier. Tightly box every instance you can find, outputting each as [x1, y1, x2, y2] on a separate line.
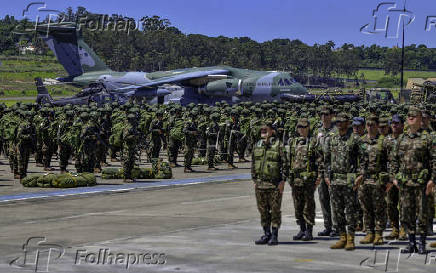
[378, 115, 390, 137]
[351, 116, 365, 232]
[324, 112, 362, 251]
[57, 110, 75, 173]
[422, 108, 434, 236]
[206, 113, 220, 170]
[149, 110, 165, 159]
[314, 106, 336, 237]
[226, 109, 242, 168]
[40, 109, 57, 171]
[76, 112, 99, 173]
[252, 120, 288, 246]
[167, 107, 184, 167]
[121, 114, 139, 182]
[383, 114, 406, 240]
[16, 111, 36, 180]
[197, 107, 208, 158]
[391, 106, 435, 254]
[357, 114, 389, 245]
[95, 107, 111, 170]
[33, 106, 45, 167]
[183, 109, 198, 173]
[289, 118, 317, 241]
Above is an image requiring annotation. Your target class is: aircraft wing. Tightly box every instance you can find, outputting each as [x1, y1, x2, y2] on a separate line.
[115, 69, 230, 91]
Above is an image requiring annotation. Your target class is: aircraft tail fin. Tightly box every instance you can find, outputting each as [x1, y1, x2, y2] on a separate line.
[35, 22, 111, 78]
[35, 77, 54, 105]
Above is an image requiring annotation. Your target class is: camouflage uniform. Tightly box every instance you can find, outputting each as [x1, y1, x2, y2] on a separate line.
[149, 112, 165, 159]
[16, 111, 36, 178]
[313, 107, 335, 236]
[183, 111, 198, 172]
[206, 113, 220, 169]
[167, 110, 184, 167]
[391, 107, 435, 254]
[252, 129, 288, 245]
[58, 111, 74, 172]
[323, 113, 361, 250]
[121, 114, 139, 181]
[76, 113, 99, 173]
[226, 111, 242, 167]
[288, 118, 317, 241]
[40, 110, 57, 170]
[358, 124, 389, 244]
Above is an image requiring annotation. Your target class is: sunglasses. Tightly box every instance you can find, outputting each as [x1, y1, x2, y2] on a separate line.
[297, 125, 309, 129]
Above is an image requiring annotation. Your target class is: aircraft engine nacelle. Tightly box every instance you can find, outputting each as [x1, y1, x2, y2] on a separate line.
[199, 79, 241, 97]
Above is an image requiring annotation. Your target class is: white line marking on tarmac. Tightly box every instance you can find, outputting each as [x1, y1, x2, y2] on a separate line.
[180, 195, 250, 205]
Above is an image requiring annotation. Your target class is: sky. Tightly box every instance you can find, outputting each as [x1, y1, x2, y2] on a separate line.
[1, 0, 436, 48]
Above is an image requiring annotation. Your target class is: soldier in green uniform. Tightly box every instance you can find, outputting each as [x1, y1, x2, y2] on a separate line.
[206, 113, 220, 170]
[289, 118, 317, 241]
[314, 106, 336, 237]
[323, 112, 362, 251]
[384, 114, 406, 240]
[40, 109, 57, 171]
[252, 120, 288, 246]
[121, 114, 139, 182]
[57, 110, 74, 173]
[226, 109, 242, 168]
[16, 111, 36, 180]
[392, 106, 435, 254]
[357, 114, 389, 245]
[149, 110, 165, 159]
[76, 112, 99, 173]
[167, 107, 184, 167]
[183, 109, 198, 173]
[421, 108, 434, 236]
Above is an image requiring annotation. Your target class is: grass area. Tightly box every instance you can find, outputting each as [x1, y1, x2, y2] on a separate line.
[358, 69, 436, 82]
[0, 55, 81, 97]
[0, 99, 36, 106]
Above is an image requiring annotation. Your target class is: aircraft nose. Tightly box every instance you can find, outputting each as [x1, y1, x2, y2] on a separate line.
[290, 82, 307, 94]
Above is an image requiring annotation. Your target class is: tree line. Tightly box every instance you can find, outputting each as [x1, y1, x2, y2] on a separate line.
[1, 7, 436, 79]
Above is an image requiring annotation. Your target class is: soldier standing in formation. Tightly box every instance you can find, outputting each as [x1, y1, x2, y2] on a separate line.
[252, 120, 288, 246]
[289, 118, 317, 241]
[391, 106, 435, 254]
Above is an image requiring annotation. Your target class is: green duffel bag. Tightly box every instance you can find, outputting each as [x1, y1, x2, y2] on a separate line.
[139, 168, 154, 179]
[80, 173, 97, 186]
[101, 168, 124, 179]
[37, 173, 57, 187]
[21, 175, 41, 187]
[154, 161, 173, 179]
[53, 173, 76, 188]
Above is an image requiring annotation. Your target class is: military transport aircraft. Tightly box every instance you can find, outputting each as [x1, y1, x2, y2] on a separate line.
[30, 22, 315, 105]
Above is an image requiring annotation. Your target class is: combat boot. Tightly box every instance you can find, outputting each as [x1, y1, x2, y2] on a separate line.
[385, 227, 399, 240]
[373, 231, 384, 245]
[169, 162, 176, 168]
[418, 235, 427, 255]
[227, 163, 238, 169]
[401, 234, 418, 254]
[207, 167, 218, 171]
[184, 167, 193, 173]
[293, 222, 306, 240]
[302, 225, 313, 241]
[255, 226, 271, 245]
[430, 241, 436, 248]
[268, 227, 279, 246]
[359, 232, 375, 244]
[398, 226, 407, 241]
[13, 174, 20, 179]
[345, 233, 355, 251]
[318, 227, 332, 236]
[330, 233, 347, 249]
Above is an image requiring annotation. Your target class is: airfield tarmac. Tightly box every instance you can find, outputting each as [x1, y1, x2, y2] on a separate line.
[0, 154, 435, 273]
